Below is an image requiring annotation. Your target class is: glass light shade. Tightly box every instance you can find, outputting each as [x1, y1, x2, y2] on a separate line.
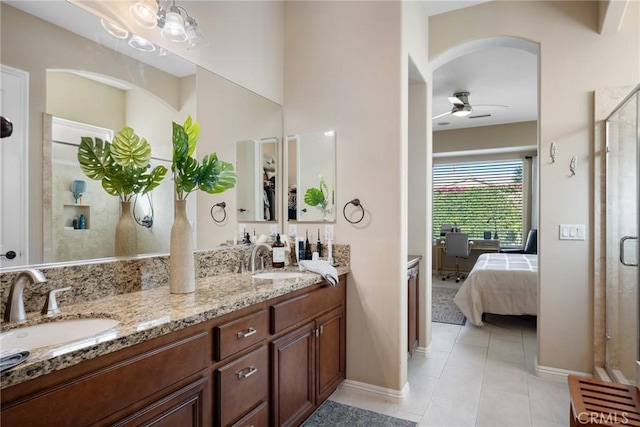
[185, 17, 208, 49]
[129, 0, 159, 29]
[161, 8, 187, 42]
[100, 19, 129, 39]
[128, 35, 156, 52]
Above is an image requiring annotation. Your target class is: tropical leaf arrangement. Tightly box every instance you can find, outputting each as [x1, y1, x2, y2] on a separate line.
[304, 175, 332, 212]
[172, 116, 236, 200]
[77, 127, 168, 202]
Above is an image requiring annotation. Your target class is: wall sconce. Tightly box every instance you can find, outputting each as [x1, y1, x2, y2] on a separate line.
[129, 0, 159, 30]
[71, 180, 86, 204]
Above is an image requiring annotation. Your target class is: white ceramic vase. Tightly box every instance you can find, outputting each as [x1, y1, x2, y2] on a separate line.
[170, 199, 195, 294]
[114, 201, 138, 257]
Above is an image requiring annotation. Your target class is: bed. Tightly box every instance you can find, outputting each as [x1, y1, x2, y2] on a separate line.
[453, 253, 537, 326]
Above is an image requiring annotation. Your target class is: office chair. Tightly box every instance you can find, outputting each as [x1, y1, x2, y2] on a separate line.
[501, 229, 537, 254]
[442, 232, 473, 283]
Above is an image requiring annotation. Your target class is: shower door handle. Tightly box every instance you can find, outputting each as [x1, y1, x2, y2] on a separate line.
[619, 236, 638, 267]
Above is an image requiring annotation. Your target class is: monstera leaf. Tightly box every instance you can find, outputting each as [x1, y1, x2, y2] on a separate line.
[304, 176, 330, 209]
[172, 116, 236, 200]
[78, 128, 167, 201]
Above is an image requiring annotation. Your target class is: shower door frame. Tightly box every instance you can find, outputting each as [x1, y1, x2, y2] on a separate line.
[604, 84, 640, 385]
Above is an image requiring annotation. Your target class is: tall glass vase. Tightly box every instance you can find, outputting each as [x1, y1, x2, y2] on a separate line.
[170, 199, 195, 294]
[115, 201, 138, 257]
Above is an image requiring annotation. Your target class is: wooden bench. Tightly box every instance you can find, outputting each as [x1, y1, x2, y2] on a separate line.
[569, 375, 640, 426]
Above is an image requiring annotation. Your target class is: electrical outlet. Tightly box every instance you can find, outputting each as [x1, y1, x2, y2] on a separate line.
[324, 225, 334, 241]
[269, 224, 278, 236]
[288, 224, 297, 237]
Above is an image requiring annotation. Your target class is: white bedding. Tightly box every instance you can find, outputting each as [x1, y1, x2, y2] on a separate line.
[453, 253, 537, 326]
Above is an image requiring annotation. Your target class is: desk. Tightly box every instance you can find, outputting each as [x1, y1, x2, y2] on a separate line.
[433, 239, 500, 275]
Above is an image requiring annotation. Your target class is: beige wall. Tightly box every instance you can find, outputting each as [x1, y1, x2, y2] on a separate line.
[434, 121, 537, 154]
[72, 0, 284, 105]
[284, 1, 430, 391]
[430, 0, 640, 374]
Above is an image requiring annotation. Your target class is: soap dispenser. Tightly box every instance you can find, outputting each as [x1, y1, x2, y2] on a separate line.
[272, 234, 285, 268]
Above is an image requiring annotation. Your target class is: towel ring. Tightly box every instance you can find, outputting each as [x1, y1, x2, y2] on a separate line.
[210, 202, 227, 223]
[343, 198, 365, 224]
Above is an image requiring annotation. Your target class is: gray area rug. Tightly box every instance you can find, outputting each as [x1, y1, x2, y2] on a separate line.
[432, 285, 466, 325]
[302, 400, 417, 427]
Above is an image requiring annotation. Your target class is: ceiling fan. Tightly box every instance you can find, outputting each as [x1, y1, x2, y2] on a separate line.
[432, 91, 506, 120]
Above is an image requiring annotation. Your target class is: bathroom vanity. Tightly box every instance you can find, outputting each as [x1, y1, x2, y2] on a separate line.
[0, 250, 349, 427]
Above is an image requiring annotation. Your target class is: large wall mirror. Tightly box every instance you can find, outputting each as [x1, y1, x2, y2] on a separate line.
[0, 1, 282, 267]
[287, 131, 336, 222]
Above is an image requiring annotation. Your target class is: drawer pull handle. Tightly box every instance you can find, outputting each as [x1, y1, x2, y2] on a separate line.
[237, 327, 257, 339]
[237, 366, 258, 379]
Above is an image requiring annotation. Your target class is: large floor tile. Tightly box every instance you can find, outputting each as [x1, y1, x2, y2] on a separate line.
[488, 336, 525, 365]
[457, 324, 492, 347]
[476, 389, 532, 427]
[408, 350, 450, 379]
[483, 359, 530, 396]
[420, 399, 479, 427]
[528, 377, 570, 425]
[447, 342, 488, 370]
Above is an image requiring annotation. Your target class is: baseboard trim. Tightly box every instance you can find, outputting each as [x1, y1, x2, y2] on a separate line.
[536, 361, 592, 382]
[414, 346, 430, 357]
[340, 379, 410, 402]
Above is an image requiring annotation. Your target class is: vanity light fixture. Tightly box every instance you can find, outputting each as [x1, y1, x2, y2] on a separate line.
[100, 18, 129, 40]
[161, 5, 188, 42]
[128, 34, 156, 52]
[185, 15, 208, 49]
[129, 0, 159, 30]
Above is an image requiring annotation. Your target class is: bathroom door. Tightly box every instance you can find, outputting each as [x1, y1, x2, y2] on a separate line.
[605, 87, 639, 385]
[0, 65, 29, 267]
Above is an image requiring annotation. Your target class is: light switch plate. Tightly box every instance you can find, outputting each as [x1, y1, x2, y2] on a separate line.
[269, 224, 278, 236]
[559, 224, 586, 240]
[324, 225, 334, 241]
[288, 224, 297, 238]
[238, 223, 247, 238]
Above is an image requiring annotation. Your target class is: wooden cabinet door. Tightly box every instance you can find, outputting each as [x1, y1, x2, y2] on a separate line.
[316, 306, 346, 402]
[271, 322, 315, 427]
[408, 265, 419, 356]
[113, 376, 209, 427]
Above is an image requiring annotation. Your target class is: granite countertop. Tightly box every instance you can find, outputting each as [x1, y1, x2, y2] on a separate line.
[0, 265, 349, 390]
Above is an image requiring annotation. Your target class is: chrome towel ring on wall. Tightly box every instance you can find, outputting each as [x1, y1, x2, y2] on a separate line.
[343, 198, 365, 224]
[210, 202, 227, 223]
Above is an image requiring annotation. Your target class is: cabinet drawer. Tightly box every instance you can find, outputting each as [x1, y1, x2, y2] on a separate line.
[214, 310, 268, 361]
[270, 276, 345, 334]
[231, 401, 268, 427]
[215, 345, 268, 427]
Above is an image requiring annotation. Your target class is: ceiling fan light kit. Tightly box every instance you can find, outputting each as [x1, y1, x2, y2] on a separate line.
[432, 91, 507, 122]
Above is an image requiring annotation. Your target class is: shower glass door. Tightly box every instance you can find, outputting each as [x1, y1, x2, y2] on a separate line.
[605, 86, 639, 385]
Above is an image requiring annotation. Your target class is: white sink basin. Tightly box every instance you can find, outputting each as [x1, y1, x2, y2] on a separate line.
[252, 272, 306, 280]
[0, 318, 120, 350]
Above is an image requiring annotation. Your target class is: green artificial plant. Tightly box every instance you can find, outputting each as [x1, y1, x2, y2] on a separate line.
[77, 127, 167, 201]
[304, 175, 332, 212]
[172, 116, 236, 200]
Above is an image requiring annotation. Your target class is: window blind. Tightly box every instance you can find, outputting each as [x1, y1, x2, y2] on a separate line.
[433, 160, 524, 246]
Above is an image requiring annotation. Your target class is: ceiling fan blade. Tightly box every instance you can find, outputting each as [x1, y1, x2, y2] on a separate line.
[469, 114, 491, 119]
[447, 96, 464, 106]
[432, 111, 451, 120]
[472, 104, 509, 111]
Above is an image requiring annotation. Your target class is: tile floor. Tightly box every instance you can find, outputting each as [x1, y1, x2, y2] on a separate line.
[328, 314, 571, 426]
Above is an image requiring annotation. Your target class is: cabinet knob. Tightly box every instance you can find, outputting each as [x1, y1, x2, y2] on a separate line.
[237, 327, 257, 339]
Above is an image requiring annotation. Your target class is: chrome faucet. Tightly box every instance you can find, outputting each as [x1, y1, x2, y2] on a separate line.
[249, 243, 272, 273]
[3, 269, 47, 322]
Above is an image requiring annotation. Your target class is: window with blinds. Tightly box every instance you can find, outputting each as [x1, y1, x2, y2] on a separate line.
[433, 159, 524, 246]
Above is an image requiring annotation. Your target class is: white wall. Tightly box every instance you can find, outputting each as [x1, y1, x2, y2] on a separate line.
[430, 0, 640, 374]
